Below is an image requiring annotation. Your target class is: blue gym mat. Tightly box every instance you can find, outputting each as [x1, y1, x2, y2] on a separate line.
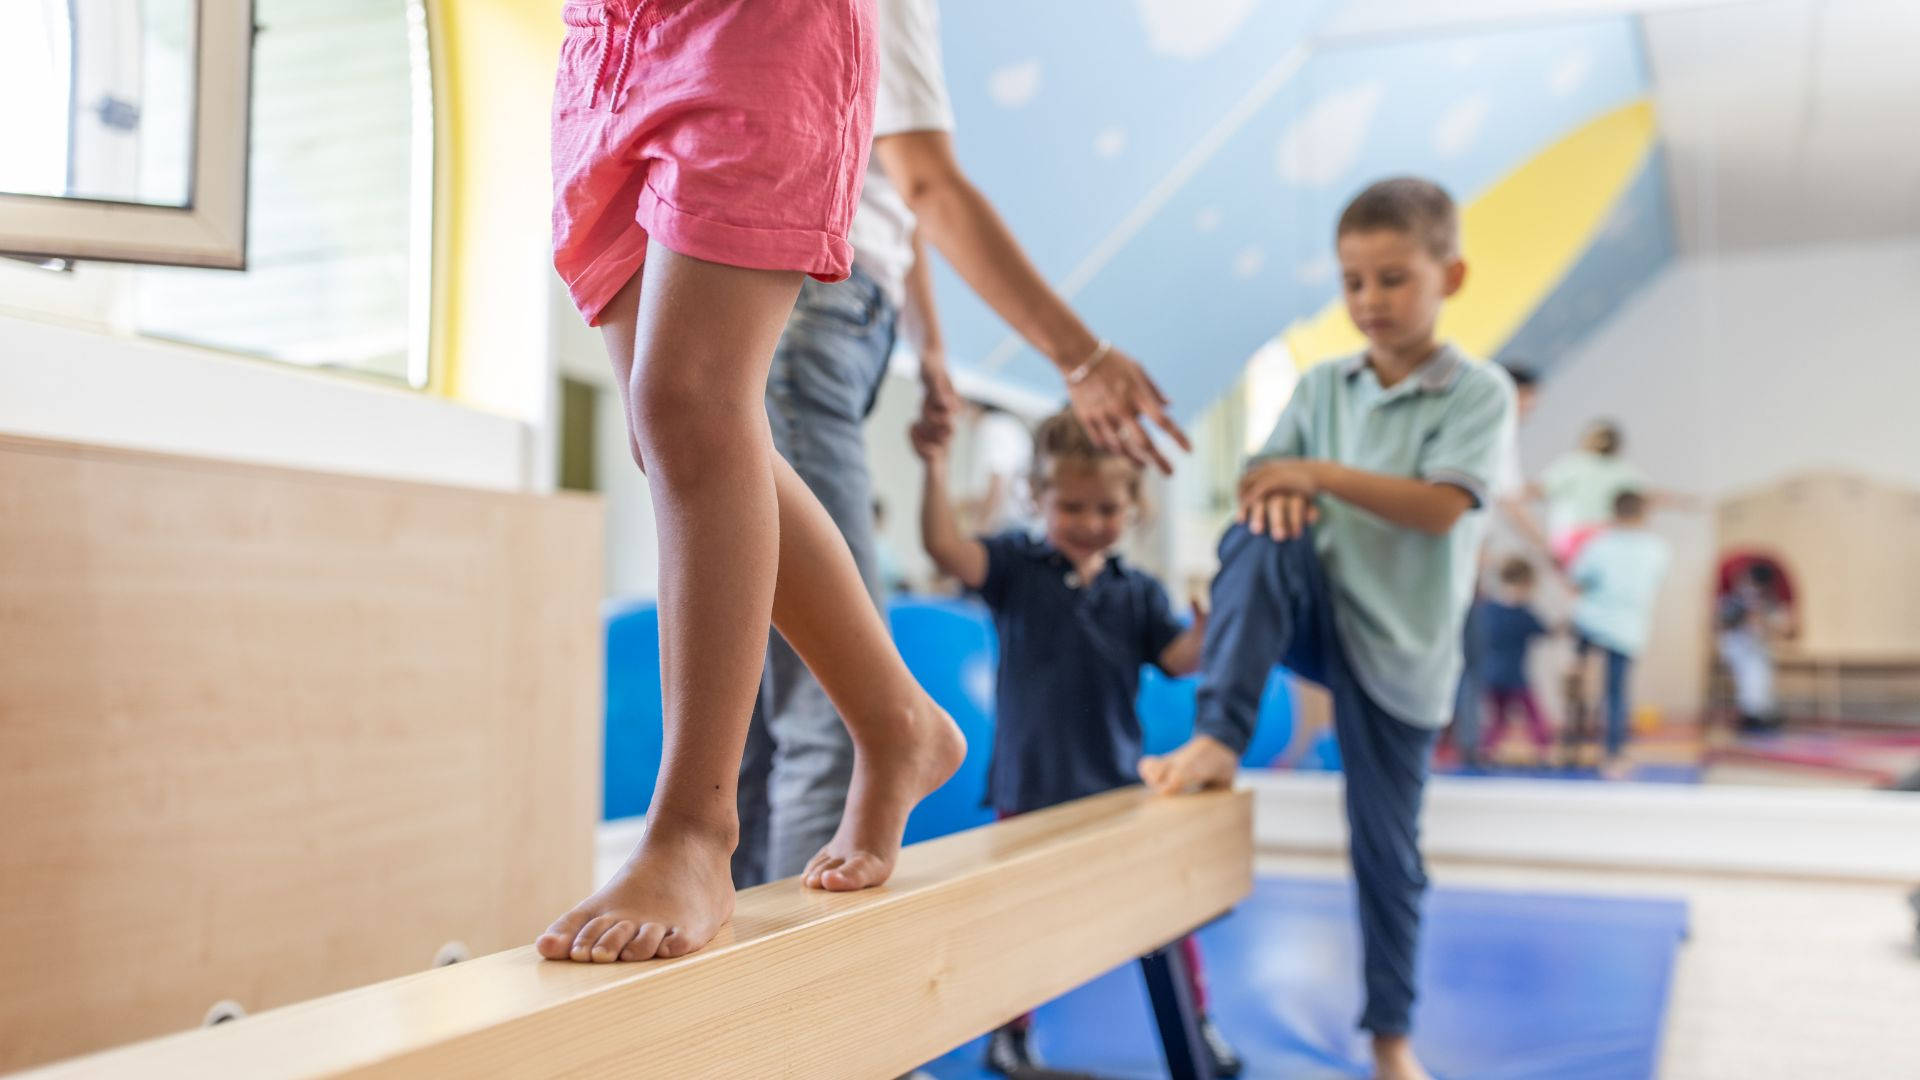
[921, 876, 1689, 1080]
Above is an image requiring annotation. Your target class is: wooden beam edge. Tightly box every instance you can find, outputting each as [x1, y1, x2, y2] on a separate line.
[17, 788, 1253, 1080]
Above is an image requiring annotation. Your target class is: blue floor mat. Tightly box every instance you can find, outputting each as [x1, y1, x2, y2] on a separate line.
[921, 877, 1688, 1080]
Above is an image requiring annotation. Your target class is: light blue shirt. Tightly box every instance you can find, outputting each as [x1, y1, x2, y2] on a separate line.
[1571, 527, 1671, 657]
[1255, 345, 1516, 727]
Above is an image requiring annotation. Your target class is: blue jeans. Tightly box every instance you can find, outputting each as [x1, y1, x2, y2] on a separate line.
[1195, 525, 1437, 1037]
[732, 268, 897, 888]
[1577, 634, 1634, 757]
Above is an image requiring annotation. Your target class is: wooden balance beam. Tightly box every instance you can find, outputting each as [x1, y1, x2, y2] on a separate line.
[18, 787, 1252, 1080]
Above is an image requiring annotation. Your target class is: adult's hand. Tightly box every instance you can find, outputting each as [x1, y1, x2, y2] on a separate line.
[1065, 345, 1190, 475]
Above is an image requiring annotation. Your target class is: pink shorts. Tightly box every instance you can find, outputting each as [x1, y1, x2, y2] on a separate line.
[551, 0, 877, 326]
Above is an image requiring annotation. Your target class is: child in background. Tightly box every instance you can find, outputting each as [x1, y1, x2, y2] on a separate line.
[1538, 420, 1646, 565]
[1536, 420, 1695, 566]
[1718, 562, 1794, 731]
[1568, 491, 1671, 778]
[912, 408, 1242, 1080]
[1474, 558, 1554, 763]
[1141, 177, 1516, 1080]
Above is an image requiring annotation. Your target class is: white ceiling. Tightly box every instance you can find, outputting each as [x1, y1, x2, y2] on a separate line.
[1321, 0, 1920, 253]
[1643, 0, 1920, 252]
[1317, 0, 1751, 41]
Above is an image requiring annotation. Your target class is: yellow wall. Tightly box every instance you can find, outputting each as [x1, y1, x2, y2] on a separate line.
[427, 0, 565, 414]
[1283, 99, 1659, 369]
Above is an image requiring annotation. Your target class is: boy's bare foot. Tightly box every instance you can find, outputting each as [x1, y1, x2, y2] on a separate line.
[1139, 734, 1239, 795]
[1372, 1034, 1432, 1080]
[802, 698, 965, 891]
[535, 813, 736, 963]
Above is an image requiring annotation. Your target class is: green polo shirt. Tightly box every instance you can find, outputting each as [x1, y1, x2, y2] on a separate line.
[1254, 344, 1515, 727]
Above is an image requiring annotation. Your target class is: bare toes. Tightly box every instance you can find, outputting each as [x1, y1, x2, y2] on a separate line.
[537, 911, 590, 959]
[619, 922, 669, 962]
[805, 856, 845, 890]
[656, 927, 693, 958]
[590, 920, 638, 963]
[822, 854, 884, 892]
[570, 914, 619, 962]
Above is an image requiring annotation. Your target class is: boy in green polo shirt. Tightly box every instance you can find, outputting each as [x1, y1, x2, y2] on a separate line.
[1141, 177, 1515, 1080]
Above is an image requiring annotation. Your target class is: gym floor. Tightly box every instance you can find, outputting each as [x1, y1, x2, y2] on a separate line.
[1268, 853, 1919, 1079]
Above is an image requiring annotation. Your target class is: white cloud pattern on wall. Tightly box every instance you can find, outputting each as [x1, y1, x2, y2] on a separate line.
[1433, 92, 1490, 159]
[1135, 0, 1257, 60]
[1196, 207, 1223, 233]
[1275, 82, 1386, 188]
[987, 60, 1042, 108]
[1294, 254, 1334, 286]
[1550, 50, 1593, 97]
[1233, 246, 1267, 279]
[1094, 127, 1128, 158]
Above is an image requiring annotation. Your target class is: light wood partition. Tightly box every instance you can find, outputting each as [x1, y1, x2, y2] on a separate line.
[14, 788, 1254, 1080]
[0, 436, 603, 1072]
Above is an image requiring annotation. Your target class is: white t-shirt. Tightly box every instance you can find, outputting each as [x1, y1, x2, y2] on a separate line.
[845, 0, 955, 304]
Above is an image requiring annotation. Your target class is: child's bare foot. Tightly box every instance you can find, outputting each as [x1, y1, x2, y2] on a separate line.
[535, 814, 736, 963]
[1139, 735, 1239, 795]
[801, 697, 965, 891]
[1372, 1034, 1432, 1080]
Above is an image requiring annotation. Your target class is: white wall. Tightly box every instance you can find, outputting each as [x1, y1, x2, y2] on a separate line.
[1520, 238, 1920, 714]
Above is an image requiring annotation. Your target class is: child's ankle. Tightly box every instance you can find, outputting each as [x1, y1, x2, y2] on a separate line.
[646, 805, 742, 849]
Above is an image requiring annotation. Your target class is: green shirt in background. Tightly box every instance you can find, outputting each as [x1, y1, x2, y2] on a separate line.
[1540, 450, 1646, 538]
[1255, 345, 1516, 727]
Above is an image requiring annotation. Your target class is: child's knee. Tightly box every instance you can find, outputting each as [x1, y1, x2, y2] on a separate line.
[628, 368, 761, 477]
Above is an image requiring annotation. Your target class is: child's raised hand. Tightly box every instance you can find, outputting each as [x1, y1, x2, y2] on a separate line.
[908, 417, 950, 464]
[1139, 735, 1238, 796]
[1189, 594, 1210, 631]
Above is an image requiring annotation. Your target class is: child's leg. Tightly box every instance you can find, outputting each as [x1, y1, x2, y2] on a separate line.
[1144, 525, 1327, 790]
[537, 248, 799, 963]
[1177, 933, 1212, 1014]
[1479, 689, 1510, 754]
[774, 456, 966, 891]
[538, 247, 958, 964]
[1518, 689, 1553, 752]
[1603, 649, 1632, 759]
[1331, 688, 1438, 1041]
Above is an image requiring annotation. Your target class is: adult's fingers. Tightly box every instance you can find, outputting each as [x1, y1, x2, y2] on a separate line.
[1135, 376, 1192, 453]
[1081, 410, 1118, 455]
[1121, 414, 1174, 475]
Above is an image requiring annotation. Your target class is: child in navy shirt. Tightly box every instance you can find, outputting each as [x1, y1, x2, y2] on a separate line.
[1473, 557, 1554, 761]
[912, 407, 1241, 1079]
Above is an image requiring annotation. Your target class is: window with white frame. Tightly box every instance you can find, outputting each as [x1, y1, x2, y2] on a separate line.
[133, 0, 433, 386]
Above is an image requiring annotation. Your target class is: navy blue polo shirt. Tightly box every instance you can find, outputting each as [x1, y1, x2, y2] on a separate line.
[974, 532, 1185, 815]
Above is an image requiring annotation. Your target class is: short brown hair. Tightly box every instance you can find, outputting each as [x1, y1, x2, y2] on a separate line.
[1028, 408, 1142, 497]
[1587, 419, 1623, 456]
[1337, 177, 1459, 259]
[1498, 557, 1536, 587]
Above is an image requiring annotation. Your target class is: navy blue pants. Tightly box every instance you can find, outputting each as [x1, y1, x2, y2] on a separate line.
[1196, 525, 1437, 1037]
